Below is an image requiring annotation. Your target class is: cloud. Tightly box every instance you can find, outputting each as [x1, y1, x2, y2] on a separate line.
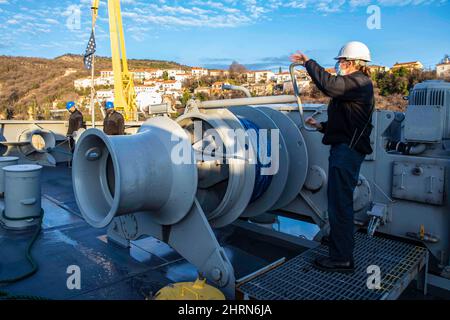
[349, 0, 373, 6]
[0, 0, 447, 55]
[269, 0, 446, 13]
[120, 2, 255, 28]
[117, 0, 448, 30]
[44, 18, 59, 25]
[202, 55, 294, 71]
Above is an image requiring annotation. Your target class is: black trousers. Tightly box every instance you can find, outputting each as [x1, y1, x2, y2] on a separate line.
[327, 143, 365, 262]
[68, 137, 75, 153]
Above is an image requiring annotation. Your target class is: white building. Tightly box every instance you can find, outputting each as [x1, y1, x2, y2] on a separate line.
[192, 67, 209, 78]
[135, 85, 159, 94]
[96, 90, 114, 101]
[283, 80, 310, 93]
[209, 69, 230, 77]
[74, 78, 92, 90]
[95, 77, 114, 86]
[163, 69, 184, 78]
[133, 70, 151, 82]
[143, 80, 163, 89]
[368, 65, 390, 73]
[274, 72, 292, 85]
[147, 69, 164, 79]
[100, 69, 157, 81]
[437, 57, 450, 78]
[135, 85, 163, 110]
[160, 80, 182, 91]
[136, 93, 163, 109]
[247, 70, 275, 84]
[74, 77, 114, 90]
[174, 73, 190, 82]
[143, 80, 183, 92]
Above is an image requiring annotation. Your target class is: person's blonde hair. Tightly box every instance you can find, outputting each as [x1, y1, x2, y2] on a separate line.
[352, 59, 371, 77]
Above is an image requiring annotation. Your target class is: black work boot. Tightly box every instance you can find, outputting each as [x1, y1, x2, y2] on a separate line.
[314, 257, 355, 273]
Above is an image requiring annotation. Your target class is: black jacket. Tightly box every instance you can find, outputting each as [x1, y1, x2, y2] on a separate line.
[67, 109, 85, 136]
[305, 59, 374, 155]
[103, 111, 125, 136]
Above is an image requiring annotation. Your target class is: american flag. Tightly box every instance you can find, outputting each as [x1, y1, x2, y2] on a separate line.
[84, 30, 96, 70]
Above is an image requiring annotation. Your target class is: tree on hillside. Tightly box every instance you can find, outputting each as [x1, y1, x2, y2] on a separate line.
[371, 67, 435, 97]
[180, 91, 192, 106]
[229, 61, 247, 83]
[229, 61, 247, 74]
[7, 90, 19, 105]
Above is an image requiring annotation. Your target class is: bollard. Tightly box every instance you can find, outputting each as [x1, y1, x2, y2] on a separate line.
[0, 164, 43, 230]
[0, 157, 19, 197]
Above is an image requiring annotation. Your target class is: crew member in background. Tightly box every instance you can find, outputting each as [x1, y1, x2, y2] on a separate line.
[290, 41, 375, 273]
[103, 101, 125, 135]
[66, 101, 85, 151]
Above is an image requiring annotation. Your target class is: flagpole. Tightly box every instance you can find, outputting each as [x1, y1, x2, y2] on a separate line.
[90, 46, 95, 128]
[90, 2, 98, 128]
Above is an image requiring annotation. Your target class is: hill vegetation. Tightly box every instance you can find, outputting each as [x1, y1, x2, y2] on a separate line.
[0, 54, 188, 120]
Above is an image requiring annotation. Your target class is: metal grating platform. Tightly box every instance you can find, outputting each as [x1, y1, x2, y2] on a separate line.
[237, 233, 428, 300]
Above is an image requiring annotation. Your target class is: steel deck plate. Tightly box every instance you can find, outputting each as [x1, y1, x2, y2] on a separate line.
[0, 165, 301, 300]
[238, 232, 428, 300]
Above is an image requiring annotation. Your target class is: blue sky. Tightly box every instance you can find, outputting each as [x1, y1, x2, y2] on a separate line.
[0, 0, 449, 71]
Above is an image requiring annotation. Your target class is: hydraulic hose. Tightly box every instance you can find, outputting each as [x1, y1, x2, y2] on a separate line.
[386, 141, 427, 155]
[0, 209, 48, 300]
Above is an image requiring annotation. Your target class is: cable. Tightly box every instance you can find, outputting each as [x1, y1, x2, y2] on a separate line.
[0, 209, 47, 300]
[0, 291, 50, 300]
[236, 116, 273, 203]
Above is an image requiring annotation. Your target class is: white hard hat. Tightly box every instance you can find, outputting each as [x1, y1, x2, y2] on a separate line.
[335, 41, 371, 62]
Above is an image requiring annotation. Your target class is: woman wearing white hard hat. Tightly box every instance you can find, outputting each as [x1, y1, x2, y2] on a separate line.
[290, 41, 375, 273]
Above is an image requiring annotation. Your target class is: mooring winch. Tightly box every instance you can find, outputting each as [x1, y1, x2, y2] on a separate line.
[71, 79, 450, 297]
[72, 104, 311, 296]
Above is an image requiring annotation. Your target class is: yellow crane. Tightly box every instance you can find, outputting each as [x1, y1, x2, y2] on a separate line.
[91, 0, 137, 121]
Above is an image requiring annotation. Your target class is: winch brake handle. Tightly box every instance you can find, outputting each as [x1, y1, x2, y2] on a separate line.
[289, 63, 318, 132]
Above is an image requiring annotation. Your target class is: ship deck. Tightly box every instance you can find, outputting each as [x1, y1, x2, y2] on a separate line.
[0, 165, 449, 300]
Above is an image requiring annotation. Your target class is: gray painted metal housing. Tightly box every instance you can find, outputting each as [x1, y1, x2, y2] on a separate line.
[0, 156, 19, 195]
[1, 164, 42, 230]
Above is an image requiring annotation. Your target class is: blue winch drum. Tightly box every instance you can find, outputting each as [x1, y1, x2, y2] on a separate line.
[235, 115, 273, 203]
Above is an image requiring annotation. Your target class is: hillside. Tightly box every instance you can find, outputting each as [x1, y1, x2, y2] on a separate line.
[0, 54, 189, 119]
[0, 54, 444, 120]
